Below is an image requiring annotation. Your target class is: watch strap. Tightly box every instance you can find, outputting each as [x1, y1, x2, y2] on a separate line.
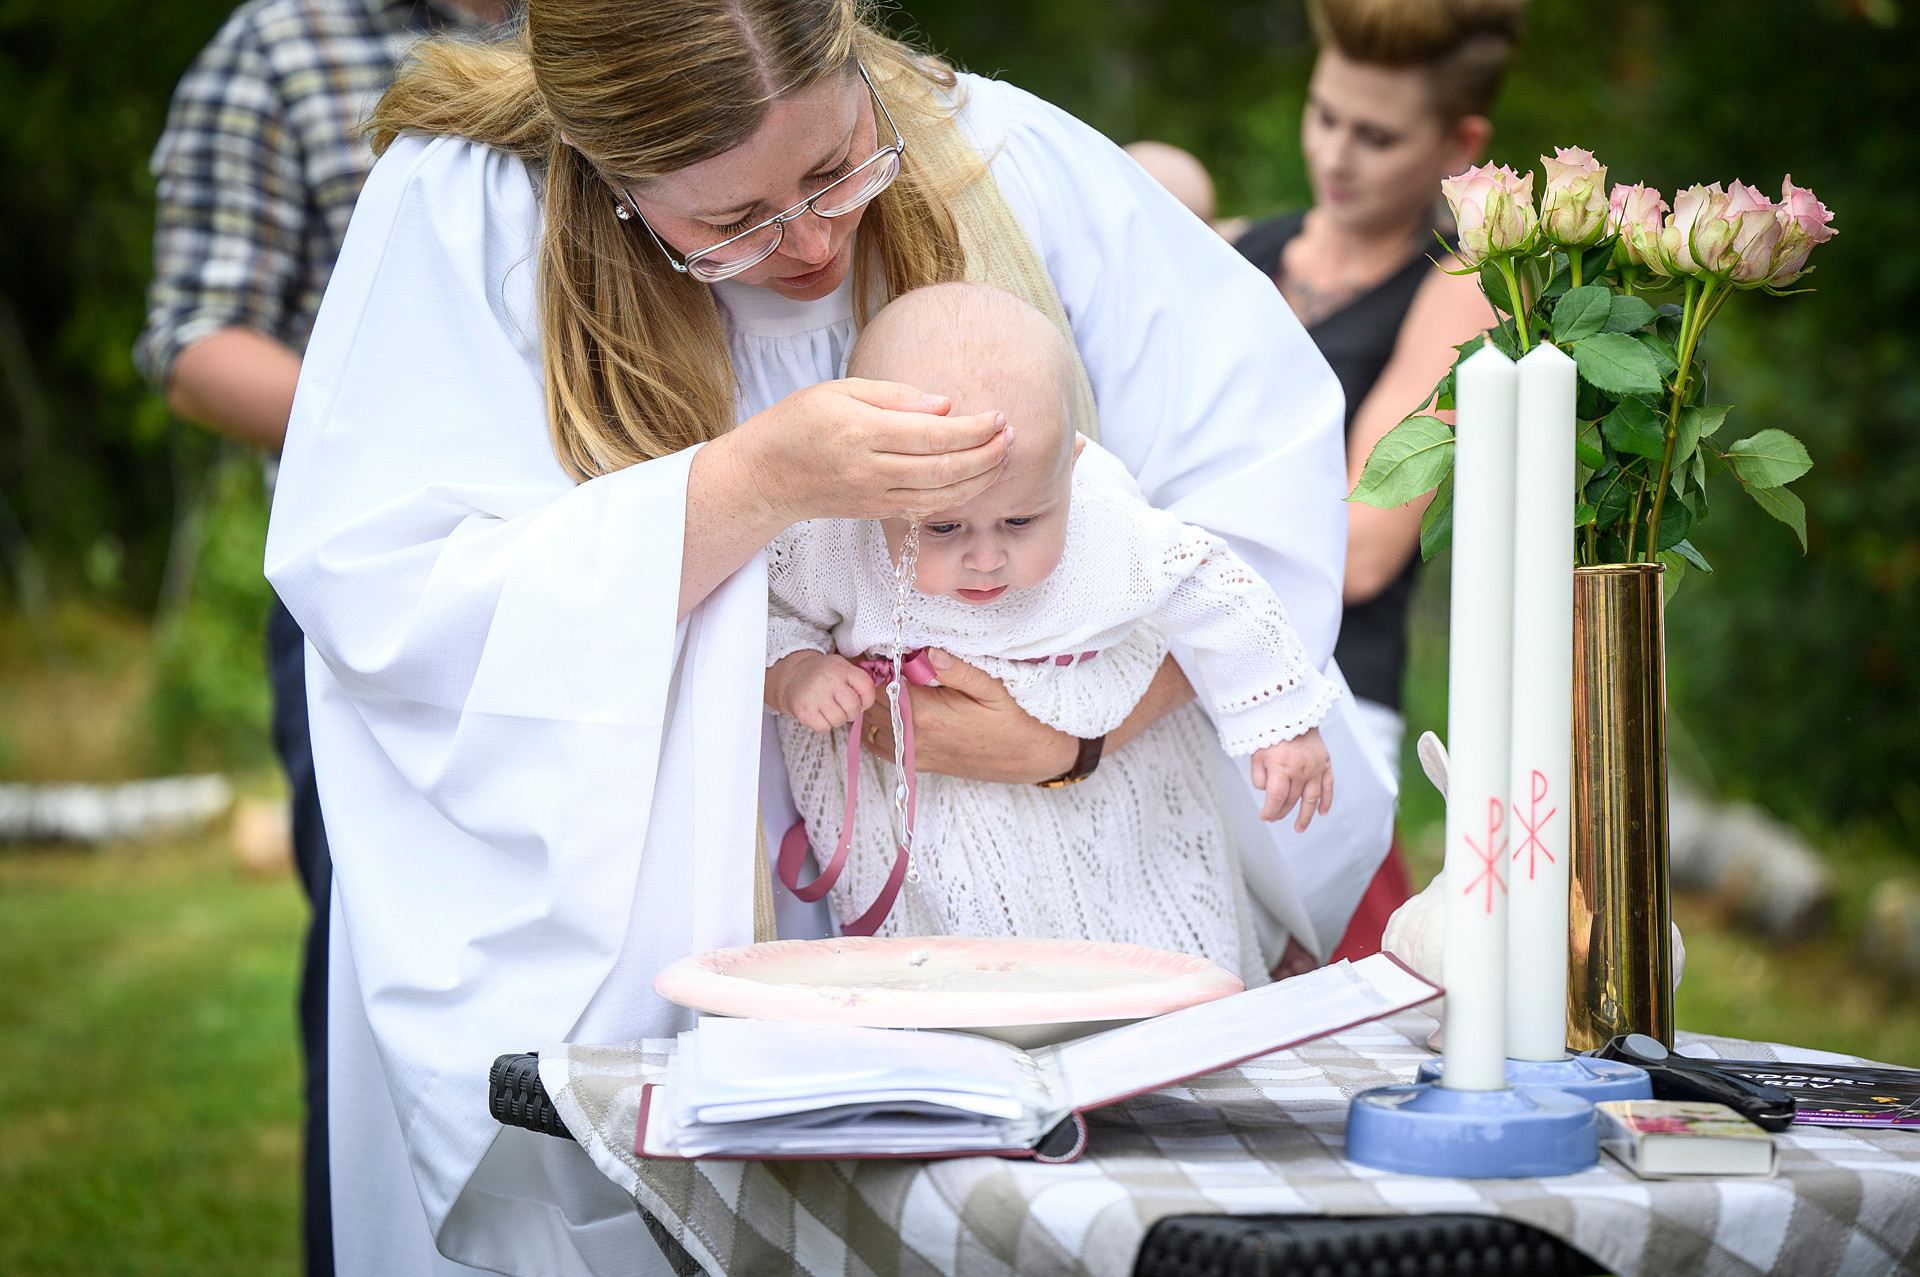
[1036, 733, 1105, 788]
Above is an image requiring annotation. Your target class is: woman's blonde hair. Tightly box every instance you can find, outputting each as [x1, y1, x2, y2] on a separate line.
[1307, 0, 1526, 123]
[367, 1, 969, 480]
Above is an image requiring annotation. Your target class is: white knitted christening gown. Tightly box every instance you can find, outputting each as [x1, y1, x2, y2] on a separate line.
[768, 443, 1341, 983]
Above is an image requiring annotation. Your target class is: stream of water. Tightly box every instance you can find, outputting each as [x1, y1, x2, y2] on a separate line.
[887, 520, 921, 885]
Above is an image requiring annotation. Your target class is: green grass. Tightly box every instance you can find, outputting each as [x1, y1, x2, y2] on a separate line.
[1672, 893, 1920, 1067]
[0, 832, 306, 1276]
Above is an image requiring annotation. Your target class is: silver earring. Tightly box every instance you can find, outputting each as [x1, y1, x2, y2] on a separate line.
[614, 201, 632, 221]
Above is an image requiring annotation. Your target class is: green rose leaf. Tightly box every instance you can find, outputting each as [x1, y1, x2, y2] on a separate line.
[1574, 502, 1598, 528]
[1671, 538, 1713, 573]
[1348, 415, 1454, 509]
[1687, 403, 1732, 440]
[1690, 449, 1711, 516]
[1604, 294, 1658, 334]
[1655, 493, 1694, 550]
[1655, 550, 1688, 604]
[1580, 240, 1617, 283]
[1433, 335, 1487, 412]
[1668, 404, 1729, 494]
[1724, 429, 1812, 489]
[1420, 471, 1454, 560]
[1480, 263, 1515, 316]
[1655, 303, 1684, 344]
[1637, 331, 1680, 378]
[1744, 482, 1808, 551]
[1576, 419, 1608, 471]
[1544, 257, 1573, 301]
[1602, 397, 1666, 462]
[1552, 286, 1612, 343]
[1576, 377, 1615, 423]
[1593, 472, 1633, 527]
[1572, 332, 1664, 397]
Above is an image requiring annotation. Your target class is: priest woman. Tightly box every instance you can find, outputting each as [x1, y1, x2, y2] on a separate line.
[263, 1, 1396, 1272]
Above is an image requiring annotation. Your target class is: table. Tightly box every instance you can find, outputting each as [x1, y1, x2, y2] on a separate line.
[531, 1009, 1920, 1277]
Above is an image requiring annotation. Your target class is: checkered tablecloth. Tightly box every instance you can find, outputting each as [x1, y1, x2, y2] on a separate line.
[542, 1009, 1920, 1277]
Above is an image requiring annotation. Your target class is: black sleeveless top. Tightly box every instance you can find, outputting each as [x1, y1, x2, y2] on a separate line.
[1235, 213, 1440, 711]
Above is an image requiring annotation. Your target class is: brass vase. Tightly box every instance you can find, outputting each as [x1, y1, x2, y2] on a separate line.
[1566, 563, 1674, 1050]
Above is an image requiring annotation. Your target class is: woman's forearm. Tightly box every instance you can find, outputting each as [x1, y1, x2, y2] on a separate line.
[679, 429, 791, 619]
[1345, 497, 1431, 603]
[864, 650, 1196, 785]
[1343, 263, 1494, 605]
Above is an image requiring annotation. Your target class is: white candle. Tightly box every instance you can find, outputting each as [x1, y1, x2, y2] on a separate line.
[1441, 345, 1518, 1092]
[1507, 343, 1577, 1062]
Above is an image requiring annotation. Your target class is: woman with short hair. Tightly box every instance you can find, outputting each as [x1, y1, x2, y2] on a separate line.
[1236, 0, 1512, 953]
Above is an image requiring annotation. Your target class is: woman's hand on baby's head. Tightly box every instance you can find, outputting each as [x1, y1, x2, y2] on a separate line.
[1249, 727, 1335, 832]
[737, 379, 1010, 525]
[766, 650, 876, 733]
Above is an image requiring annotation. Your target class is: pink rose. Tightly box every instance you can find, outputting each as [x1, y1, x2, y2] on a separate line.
[1443, 162, 1538, 267]
[1659, 183, 1738, 277]
[1767, 175, 1837, 285]
[1723, 180, 1784, 285]
[1607, 183, 1670, 274]
[1539, 147, 1610, 247]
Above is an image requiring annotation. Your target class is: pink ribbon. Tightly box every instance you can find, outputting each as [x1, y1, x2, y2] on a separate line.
[776, 645, 1099, 936]
[1017, 650, 1099, 667]
[778, 649, 937, 936]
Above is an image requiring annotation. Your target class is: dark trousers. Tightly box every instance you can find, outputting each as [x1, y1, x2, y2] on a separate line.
[269, 595, 334, 1277]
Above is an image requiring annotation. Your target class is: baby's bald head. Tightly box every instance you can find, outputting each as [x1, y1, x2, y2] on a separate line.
[853, 284, 1087, 600]
[849, 282, 1078, 482]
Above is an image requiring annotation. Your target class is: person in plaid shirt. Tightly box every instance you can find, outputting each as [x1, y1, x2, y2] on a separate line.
[135, 3, 513, 1273]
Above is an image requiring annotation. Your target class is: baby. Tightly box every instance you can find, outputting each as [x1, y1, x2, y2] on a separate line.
[764, 283, 1337, 982]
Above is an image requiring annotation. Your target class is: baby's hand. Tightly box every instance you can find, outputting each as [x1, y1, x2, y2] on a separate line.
[767, 651, 876, 733]
[1250, 727, 1335, 832]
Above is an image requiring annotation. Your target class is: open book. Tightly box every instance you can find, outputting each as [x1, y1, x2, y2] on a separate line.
[638, 953, 1438, 1163]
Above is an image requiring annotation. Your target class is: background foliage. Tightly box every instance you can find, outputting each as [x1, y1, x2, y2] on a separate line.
[0, 0, 1915, 839]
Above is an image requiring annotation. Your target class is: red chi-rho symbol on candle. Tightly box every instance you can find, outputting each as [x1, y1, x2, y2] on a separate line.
[1513, 769, 1557, 881]
[1463, 797, 1507, 914]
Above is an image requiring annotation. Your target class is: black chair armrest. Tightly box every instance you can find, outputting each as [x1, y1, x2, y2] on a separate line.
[489, 1052, 573, 1140]
[1135, 1212, 1606, 1277]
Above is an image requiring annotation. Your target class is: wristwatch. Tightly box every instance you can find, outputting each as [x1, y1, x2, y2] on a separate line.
[1036, 734, 1105, 788]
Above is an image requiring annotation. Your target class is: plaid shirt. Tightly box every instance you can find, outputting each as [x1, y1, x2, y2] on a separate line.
[135, 0, 487, 389]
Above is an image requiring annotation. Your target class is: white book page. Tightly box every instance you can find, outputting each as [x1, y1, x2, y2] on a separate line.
[1048, 954, 1438, 1112]
[677, 1017, 1046, 1115]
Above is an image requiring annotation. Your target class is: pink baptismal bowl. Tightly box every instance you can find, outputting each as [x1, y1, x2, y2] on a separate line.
[653, 935, 1245, 1047]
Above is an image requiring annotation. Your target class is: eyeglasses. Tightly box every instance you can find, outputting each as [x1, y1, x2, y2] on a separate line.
[618, 62, 906, 284]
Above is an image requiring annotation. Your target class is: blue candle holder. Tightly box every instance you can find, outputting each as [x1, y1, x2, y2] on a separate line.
[1416, 1055, 1652, 1103]
[1345, 1082, 1599, 1178]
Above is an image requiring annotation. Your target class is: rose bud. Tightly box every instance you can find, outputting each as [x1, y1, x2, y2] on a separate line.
[1723, 180, 1784, 286]
[1607, 182, 1670, 275]
[1443, 162, 1538, 267]
[1660, 183, 1737, 278]
[1539, 146, 1610, 247]
[1767, 175, 1837, 286]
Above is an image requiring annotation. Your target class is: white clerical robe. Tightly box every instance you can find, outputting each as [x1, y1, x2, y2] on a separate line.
[265, 72, 1394, 1277]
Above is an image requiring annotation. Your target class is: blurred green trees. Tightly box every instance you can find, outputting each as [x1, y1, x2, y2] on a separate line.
[0, 0, 1914, 836]
[1488, 1, 1920, 832]
[0, 0, 271, 770]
